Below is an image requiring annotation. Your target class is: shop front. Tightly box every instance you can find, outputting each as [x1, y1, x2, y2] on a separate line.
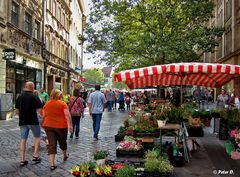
[47, 65, 69, 95]
[6, 55, 43, 102]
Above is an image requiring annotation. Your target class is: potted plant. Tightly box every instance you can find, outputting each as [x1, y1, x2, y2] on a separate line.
[94, 164, 112, 176]
[144, 149, 173, 177]
[93, 150, 109, 165]
[69, 162, 92, 177]
[115, 126, 126, 141]
[114, 164, 135, 177]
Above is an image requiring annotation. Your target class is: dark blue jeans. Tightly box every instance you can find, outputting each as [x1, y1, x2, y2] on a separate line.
[92, 113, 102, 138]
[72, 116, 80, 137]
[107, 101, 113, 112]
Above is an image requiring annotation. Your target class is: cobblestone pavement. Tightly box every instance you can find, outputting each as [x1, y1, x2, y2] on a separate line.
[0, 110, 128, 177]
[1, 108, 239, 177]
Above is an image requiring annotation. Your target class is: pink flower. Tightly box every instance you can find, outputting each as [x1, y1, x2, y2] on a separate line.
[231, 129, 238, 138]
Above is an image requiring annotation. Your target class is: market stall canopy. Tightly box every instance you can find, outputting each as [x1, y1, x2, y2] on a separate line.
[114, 63, 240, 89]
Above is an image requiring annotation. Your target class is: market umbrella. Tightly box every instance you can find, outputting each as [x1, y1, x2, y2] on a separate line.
[114, 62, 240, 103]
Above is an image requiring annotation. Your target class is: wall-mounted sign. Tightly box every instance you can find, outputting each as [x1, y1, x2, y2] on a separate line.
[50, 68, 58, 74]
[3, 49, 16, 60]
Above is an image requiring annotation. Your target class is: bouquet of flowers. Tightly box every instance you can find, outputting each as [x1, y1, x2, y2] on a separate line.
[117, 136, 142, 151]
[231, 129, 240, 148]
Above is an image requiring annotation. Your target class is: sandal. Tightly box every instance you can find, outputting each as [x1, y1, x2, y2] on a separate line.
[63, 154, 69, 161]
[20, 160, 28, 167]
[50, 165, 57, 171]
[32, 156, 42, 163]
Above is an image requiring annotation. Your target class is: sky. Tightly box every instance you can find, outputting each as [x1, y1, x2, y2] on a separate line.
[83, 1, 106, 70]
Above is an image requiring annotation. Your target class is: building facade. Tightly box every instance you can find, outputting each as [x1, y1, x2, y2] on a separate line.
[0, 0, 43, 100]
[102, 66, 113, 88]
[69, 0, 85, 94]
[202, 0, 240, 91]
[45, 0, 71, 94]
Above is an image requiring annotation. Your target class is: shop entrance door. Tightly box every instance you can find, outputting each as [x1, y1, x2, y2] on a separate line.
[16, 69, 25, 98]
[47, 76, 53, 95]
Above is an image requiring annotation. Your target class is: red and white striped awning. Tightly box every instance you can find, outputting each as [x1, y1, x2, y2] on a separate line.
[114, 63, 240, 89]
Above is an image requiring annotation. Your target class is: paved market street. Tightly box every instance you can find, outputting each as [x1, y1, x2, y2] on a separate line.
[0, 110, 128, 177]
[1, 109, 240, 177]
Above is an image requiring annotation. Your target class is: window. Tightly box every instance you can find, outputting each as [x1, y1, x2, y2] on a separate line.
[34, 20, 40, 39]
[53, 0, 56, 17]
[217, 10, 223, 27]
[217, 0, 222, 9]
[11, 1, 19, 27]
[225, 27, 232, 54]
[36, 70, 42, 91]
[226, 0, 232, 20]
[62, 13, 65, 27]
[217, 38, 223, 59]
[52, 38, 55, 54]
[58, 6, 61, 21]
[58, 41, 60, 57]
[45, 34, 50, 51]
[47, 0, 51, 11]
[25, 13, 32, 35]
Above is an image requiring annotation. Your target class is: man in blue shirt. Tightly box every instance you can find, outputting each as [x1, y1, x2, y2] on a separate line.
[106, 89, 114, 112]
[87, 85, 107, 140]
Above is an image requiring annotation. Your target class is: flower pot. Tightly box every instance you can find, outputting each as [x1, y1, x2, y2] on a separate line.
[96, 159, 106, 165]
[157, 120, 167, 127]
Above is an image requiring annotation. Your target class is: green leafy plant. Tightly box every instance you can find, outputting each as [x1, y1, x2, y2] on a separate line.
[144, 149, 173, 173]
[117, 126, 126, 136]
[93, 150, 109, 160]
[153, 104, 172, 121]
[115, 164, 135, 177]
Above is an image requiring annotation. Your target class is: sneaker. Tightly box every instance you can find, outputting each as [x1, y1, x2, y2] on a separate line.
[75, 136, 79, 139]
[94, 137, 99, 141]
[70, 134, 73, 139]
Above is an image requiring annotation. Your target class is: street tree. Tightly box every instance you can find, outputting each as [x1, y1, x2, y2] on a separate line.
[82, 68, 105, 87]
[86, 0, 223, 71]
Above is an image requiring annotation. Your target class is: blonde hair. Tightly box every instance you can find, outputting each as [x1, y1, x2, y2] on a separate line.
[50, 89, 62, 100]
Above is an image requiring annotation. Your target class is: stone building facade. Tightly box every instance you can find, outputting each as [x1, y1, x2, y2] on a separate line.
[45, 0, 71, 94]
[69, 0, 85, 94]
[0, 0, 43, 101]
[202, 0, 240, 92]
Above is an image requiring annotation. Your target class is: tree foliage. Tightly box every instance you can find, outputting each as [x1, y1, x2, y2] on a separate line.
[86, 0, 224, 71]
[82, 68, 105, 87]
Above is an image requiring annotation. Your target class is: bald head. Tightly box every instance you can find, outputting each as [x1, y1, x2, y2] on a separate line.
[24, 82, 34, 92]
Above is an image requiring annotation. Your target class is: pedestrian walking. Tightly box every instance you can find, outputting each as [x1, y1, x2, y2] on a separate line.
[87, 84, 107, 140]
[63, 91, 70, 105]
[216, 89, 229, 109]
[39, 87, 49, 105]
[106, 89, 114, 112]
[113, 91, 117, 110]
[68, 89, 85, 139]
[15, 82, 43, 167]
[118, 92, 125, 111]
[42, 89, 73, 170]
[228, 89, 240, 109]
[125, 95, 131, 111]
[33, 90, 48, 146]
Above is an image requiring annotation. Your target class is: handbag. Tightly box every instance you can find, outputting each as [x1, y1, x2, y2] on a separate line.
[69, 96, 79, 112]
